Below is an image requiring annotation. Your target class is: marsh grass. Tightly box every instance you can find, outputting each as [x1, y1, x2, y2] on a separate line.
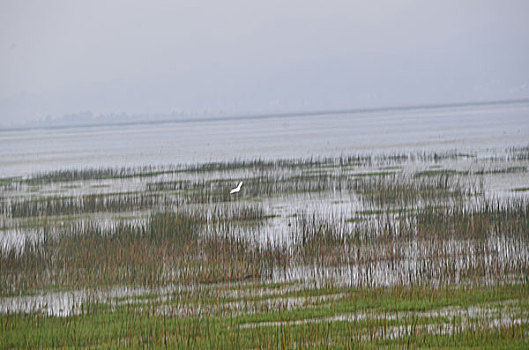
[4, 192, 173, 218]
[513, 187, 529, 192]
[1, 148, 528, 347]
[1, 153, 527, 294]
[0, 209, 287, 295]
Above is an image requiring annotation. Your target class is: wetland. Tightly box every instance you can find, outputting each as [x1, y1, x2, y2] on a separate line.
[1, 103, 529, 348]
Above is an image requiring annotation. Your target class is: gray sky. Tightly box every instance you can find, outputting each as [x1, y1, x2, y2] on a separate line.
[1, 0, 529, 125]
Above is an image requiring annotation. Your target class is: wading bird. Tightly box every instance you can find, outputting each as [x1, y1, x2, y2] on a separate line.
[230, 181, 243, 194]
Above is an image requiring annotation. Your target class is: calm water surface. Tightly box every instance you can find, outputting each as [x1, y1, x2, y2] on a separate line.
[1, 102, 529, 177]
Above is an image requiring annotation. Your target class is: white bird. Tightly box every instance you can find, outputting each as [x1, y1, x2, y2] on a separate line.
[230, 181, 243, 194]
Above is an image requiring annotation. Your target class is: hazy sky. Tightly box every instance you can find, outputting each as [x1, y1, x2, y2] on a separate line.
[1, 1, 529, 125]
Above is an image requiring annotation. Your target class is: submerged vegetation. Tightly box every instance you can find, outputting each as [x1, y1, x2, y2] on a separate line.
[1, 148, 528, 347]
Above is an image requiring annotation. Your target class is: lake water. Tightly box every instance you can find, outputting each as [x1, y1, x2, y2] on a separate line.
[1, 101, 529, 177]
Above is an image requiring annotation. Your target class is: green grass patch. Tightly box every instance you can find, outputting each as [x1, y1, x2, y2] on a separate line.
[512, 187, 529, 192]
[2, 284, 527, 348]
[355, 208, 417, 216]
[350, 171, 396, 177]
[345, 217, 364, 223]
[414, 169, 458, 177]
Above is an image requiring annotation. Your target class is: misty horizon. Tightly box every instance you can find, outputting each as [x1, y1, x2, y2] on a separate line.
[3, 96, 529, 131]
[2, 1, 529, 126]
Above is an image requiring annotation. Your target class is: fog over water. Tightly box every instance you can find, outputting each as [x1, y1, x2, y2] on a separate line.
[1, 101, 528, 178]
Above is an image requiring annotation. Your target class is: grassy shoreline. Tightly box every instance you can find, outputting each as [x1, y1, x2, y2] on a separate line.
[2, 283, 527, 348]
